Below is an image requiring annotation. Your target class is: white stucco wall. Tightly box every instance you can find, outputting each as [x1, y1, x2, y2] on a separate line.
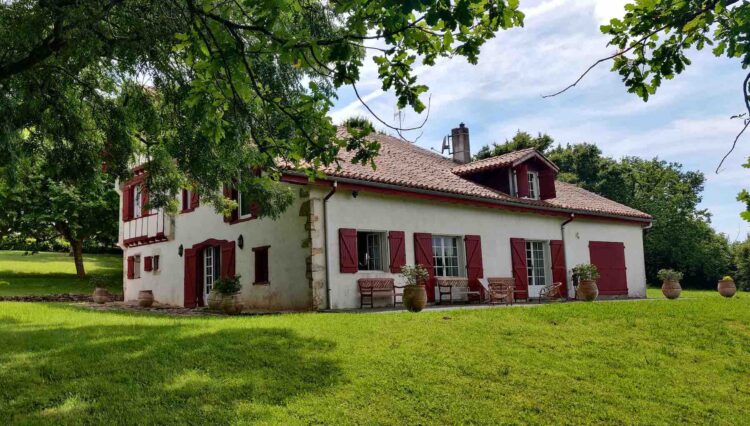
[323, 189, 648, 310]
[120, 188, 311, 310]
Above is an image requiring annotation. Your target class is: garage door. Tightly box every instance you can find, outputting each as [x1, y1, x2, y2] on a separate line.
[589, 241, 628, 296]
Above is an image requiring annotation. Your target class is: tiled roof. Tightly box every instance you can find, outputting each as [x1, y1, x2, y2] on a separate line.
[302, 129, 652, 221]
[451, 148, 537, 176]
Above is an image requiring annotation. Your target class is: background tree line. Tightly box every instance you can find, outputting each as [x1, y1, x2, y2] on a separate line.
[477, 131, 749, 290]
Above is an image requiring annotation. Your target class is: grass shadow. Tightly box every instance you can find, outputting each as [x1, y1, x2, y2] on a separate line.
[0, 318, 341, 424]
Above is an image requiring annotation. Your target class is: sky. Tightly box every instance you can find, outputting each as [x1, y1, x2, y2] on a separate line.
[329, 0, 750, 240]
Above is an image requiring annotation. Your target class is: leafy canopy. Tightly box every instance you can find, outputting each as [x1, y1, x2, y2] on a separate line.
[0, 0, 525, 217]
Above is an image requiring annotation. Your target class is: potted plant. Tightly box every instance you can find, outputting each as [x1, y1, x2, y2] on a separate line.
[138, 290, 154, 307]
[718, 275, 737, 298]
[658, 269, 683, 300]
[573, 264, 599, 301]
[90, 275, 110, 304]
[213, 275, 243, 315]
[400, 265, 429, 312]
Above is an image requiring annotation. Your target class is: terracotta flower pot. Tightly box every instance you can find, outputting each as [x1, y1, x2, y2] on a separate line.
[718, 280, 737, 298]
[138, 290, 154, 307]
[577, 279, 598, 301]
[207, 291, 222, 311]
[402, 284, 427, 312]
[661, 280, 682, 299]
[92, 287, 110, 304]
[220, 294, 244, 315]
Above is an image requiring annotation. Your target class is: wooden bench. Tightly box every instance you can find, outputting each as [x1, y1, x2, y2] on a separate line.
[487, 277, 515, 305]
[436, 277, 481, 304]
[358, 278, 396, 308]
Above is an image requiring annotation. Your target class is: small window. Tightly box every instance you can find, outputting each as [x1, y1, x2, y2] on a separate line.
[432, 236, 463, 277]
[526, 241, 548, 287]
[133, 185, 143, 218]
[253, 246, 270, 284]
[238, 190, 254, 219]
[357, 231, 386, 271]
[528, 171, 539, 200]
[181, 189, 191, 211]
[153, 255, 160, 272]
[133, 255, 141, 279]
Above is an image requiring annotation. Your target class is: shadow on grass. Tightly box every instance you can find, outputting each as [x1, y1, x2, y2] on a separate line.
[0, 317, 341, 424]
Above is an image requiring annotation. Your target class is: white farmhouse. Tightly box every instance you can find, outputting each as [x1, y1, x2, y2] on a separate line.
[118, 124, 652, 311]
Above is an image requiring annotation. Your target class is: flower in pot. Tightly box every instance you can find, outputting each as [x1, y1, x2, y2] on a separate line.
[400, 265, 429, 312]
[212, 275, 243, 314]
[658, 269, 683, 300]
[90, 275, 110, 304]
[573, 264, 599, 301]
[718, 275, 737, 298]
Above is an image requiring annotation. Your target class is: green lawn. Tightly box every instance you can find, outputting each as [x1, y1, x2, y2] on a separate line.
[0, 251, 122, 296]
[1, 297, 749, 424]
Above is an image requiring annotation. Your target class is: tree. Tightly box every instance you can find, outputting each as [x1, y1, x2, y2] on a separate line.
[547, 0, 750, 221]
[1, 0, 525, 218]
[733, 236, 750, 291]
[474, 131, 554, 160]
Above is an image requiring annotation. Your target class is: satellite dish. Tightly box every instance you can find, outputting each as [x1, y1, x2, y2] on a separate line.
[441, 135, 451, 155]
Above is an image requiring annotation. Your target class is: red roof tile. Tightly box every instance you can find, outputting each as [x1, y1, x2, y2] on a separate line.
[296, 129, 652, 222]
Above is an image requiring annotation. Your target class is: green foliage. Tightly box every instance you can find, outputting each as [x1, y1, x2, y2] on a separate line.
[474, 130, 554, 160]
[657, 269, 684, 282]
[0, 0, 525, 221]
[722, 275, 734, 281]
[733, 236, 750, 291]
[400, 264, 429, 286]
[572, 263, 600, 281]
[213, 275, 242, 295]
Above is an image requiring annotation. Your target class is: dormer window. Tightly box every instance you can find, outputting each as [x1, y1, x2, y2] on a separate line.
[528, 171, 539, 200]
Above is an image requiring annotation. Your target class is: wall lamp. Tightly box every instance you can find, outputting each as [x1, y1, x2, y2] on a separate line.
[238, 234, 244, 249]
[352, 190, 359, 199]
[178, 244, 184, 257]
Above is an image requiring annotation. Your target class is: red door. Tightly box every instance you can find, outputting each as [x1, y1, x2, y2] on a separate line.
[589, 242, 627, 296]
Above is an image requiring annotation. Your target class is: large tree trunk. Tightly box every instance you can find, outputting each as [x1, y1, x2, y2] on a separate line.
[71, 239, 86, 278]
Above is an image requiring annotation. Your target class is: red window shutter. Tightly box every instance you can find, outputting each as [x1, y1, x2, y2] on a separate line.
[140, 185, 149, 216]
[413, 233, 435, 302]
[550, 240, 567, 298]
[589, 241, 628, 296]
[539, 169, 557, 200]
[515, 164, 529, 198]
[388, 231, 406, 273]
[181, 189, 189, 211]
[190, 190, 200, 209]
[339, 228, 358, 273]
[464, 235, 484, 297]
[183, 249, 197, 308]
[253, 246, 270, 284]
[126, 256, 135, 279]
[122, 185, 132, 221]
[144, 256, 153, 272]
[220, 241, 236, 279]
[510, 238, 528, 299]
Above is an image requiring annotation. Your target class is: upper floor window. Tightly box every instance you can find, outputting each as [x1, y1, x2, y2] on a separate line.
[432, 235, 464, 277]
[133, 185, 143, 218]
[528, 171, 539, 200]
[238, 190, 254, 219]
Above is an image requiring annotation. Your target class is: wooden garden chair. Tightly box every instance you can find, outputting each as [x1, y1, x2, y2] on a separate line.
[487, 277, 515, 305]
[537, 282, 563, 303]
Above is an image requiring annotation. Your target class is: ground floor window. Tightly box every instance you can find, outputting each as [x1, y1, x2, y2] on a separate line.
[204, 246, 220, 298]
[357, 231, 386, 271]
[526, 241, 548, 287]
[133, 255, 141, 279]
[253, 246, 270, 284]
[432, 235, 462, 277]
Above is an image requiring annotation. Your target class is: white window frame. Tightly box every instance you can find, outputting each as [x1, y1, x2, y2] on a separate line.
[525, 240, 550, 288]
[204, 247, 216, 297]
[133, 185, 143, 218]
[237, 189, 254, 219]
[133, 255, 141, 279]
[432, 235, 465, 278]
[356, 230, 387, 272]
[527, 171, 540, 200]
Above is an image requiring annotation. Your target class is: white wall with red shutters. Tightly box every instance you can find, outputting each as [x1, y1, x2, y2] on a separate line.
[118, 185, 311, 310]
[324, 189, 647, 310]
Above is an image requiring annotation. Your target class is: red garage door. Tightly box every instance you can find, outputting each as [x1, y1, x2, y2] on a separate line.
[589, 241, 628, 296]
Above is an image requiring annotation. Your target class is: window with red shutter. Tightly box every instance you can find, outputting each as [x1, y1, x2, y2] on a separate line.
[388, 231, 406, 273]
[515, 164, 529, 198]
[550, 240, 567, 298]
[126, 256, 135, 279]
[413, 233, 435, 302]
[253, 246, 270, 284]
[144, 256, 153, 272]
[539, 169, 557, 200]
[464, 235, 484, 297]
[339, 229, 358, 273]
[122, 185, 133, 221]
[510, 238, 528, 299]
[220, 241, 236, 279]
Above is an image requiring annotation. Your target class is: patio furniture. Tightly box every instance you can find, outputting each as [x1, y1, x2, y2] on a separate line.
[357, 278, 396, 308]
[536, 282, 563, 303]
[487, 277, 515, 305]
[436, 277, 481, 304]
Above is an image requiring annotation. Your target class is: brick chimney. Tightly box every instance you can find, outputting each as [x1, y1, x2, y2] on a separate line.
[451, 123, 471, 164]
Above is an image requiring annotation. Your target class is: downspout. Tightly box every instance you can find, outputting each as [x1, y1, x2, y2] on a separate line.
[561, 213, 575, 299]
[322, 181, 338, 310]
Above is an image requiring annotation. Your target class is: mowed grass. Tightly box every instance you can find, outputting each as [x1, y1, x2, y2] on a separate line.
[0, 251, 122, 296]
[1, 296, 749, 425]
